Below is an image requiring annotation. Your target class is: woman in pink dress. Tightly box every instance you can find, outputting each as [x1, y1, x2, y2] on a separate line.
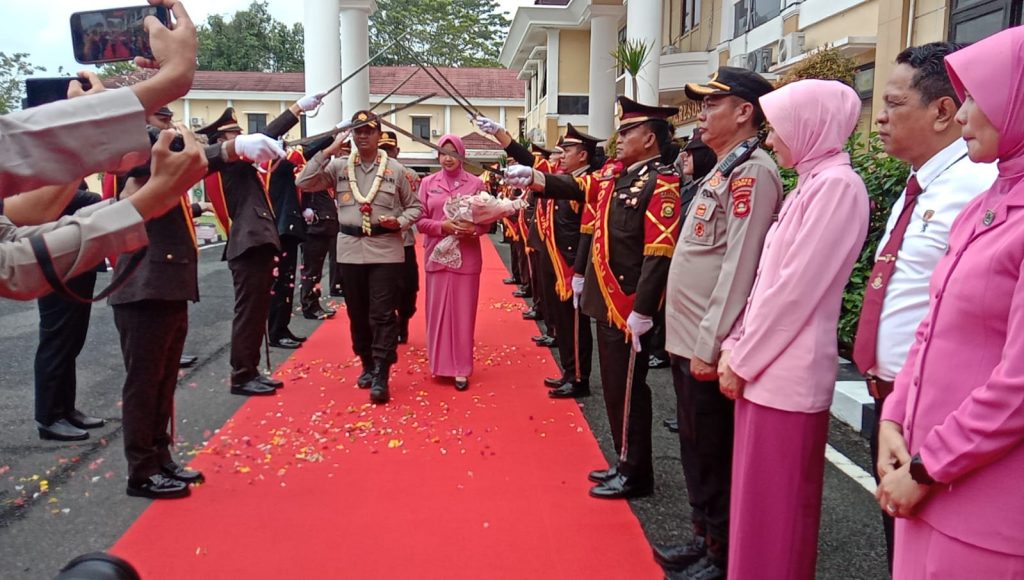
[416, 135, 489, 391]
[717, 79, 869, 579]
[876, 27, 1024, 579]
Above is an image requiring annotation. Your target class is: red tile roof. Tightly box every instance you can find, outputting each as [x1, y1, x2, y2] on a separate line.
[460, 132, 504, 151]
[105, 67, 524, 99]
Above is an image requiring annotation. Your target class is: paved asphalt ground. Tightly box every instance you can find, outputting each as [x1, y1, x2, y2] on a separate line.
[0, 236, 888, 579]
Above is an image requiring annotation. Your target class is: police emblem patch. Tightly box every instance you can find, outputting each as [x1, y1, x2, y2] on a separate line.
[341, 193, 353, 203]
[709, 171, 723, 188]
[662, 204, 675, 218]
[695, 203, 708, 218]
[694, 222, 706, 237]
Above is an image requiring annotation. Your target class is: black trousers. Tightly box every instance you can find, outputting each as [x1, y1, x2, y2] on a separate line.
[869, 395, 895, 572]
[671, 355, 734, 545]
[507, 235, 523, 283]
[113, 300, 187, 483]
[34, 271, 97, 425]
[536, 248, 562, 338]
[541, 249, 589, 381]
[268, 236, 300, 341]
[228, 245, 276, 385]
[397, 245, 419, 325]
[648, 309, 669, 360]
[528, 248, 546, 326]
[300, 233, 333, 313]
[514, 240, 531, 295]
[328, 238, 342, 295]
[595, 320, 653, 481]
[339, 262, 402, 365]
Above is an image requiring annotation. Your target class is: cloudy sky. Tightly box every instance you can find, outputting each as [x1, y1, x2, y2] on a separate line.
[2, 0, 534, 76]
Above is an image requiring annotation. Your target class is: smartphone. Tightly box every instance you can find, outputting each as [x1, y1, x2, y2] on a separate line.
[70, 5, 170, 65]
[24, 77, 93, 108]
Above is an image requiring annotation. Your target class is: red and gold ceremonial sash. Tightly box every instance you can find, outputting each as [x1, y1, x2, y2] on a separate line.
[534, 197, 551, 243]
[517, 206, 532, 253]
[178, 197, 199, 252]
[203, 173, 232, 237]
[502, 217, 520, 242]
[590, 170, 634, 333]
[643, 173, 682, 258]
[543, 204, 574, 302]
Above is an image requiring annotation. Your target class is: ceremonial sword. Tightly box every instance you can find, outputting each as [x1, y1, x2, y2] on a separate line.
[619, 345, 637, 464]
[388, 36, 485, 119]
[370, 68, 420, 112]
[284, 94, 436, 148]
[574, 306, 582, 384]
[306, 30, 413, 117]
[377, 118, 490, 174]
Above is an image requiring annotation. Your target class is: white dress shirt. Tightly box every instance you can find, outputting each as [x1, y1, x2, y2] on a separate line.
[871, 139, 998, 380]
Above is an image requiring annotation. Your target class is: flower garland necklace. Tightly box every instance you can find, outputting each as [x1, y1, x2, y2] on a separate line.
[347, 149, 389, 235]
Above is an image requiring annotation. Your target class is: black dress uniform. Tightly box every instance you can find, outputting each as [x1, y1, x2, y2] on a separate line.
[537, 98, 682, 499]
[300, 187, 340, 317]
[198, 107, 300, 394]
[508, 143, 555, 338]
[109, 143, 231, 497]
[34, 189, 104, 441]
[267, 148, 308, 348]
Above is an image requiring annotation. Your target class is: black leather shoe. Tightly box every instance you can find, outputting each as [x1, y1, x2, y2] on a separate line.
[162, 462, 205, 485]
[522, 310, 539, 320]
[502, 277, 520, 285]
[329, 288, 344, 297]
[287, 332, 307, 343]
[269, 337, 302, 349]
[544, 376, 565, 388]
[512, 289, 530, 298]
[649, 354, 670, 369]
[230, 379, 276, 396]
[37, 419, 88, 441]
[257, 375, 284, 389]
[179, 354, 199, 368]
[653, 539, 707, 572]
[531, 334, 550, 343]
[370, 363, 390, 404]
[455, 377, 469, 391]
[678, 556, 726, 580]
[664, 417, 679, 433]
[588, 465, 619, 483]
[588, 473, 654, 499]
[67, 409, 105, 430]
[322, 307, 337, 317]
[126, 473, 190, 499]
[398, 319, 410, 345]
[536, 336, 556, 348]
[303, 308, 333, 320]
[549, 382, 590, 398]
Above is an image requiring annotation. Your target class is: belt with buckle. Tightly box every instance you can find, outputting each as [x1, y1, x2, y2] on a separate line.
[339, 224, 395, 237]
[865, 375, 894, 400]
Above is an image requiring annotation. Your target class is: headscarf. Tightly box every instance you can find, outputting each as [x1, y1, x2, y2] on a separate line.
[437, 134, 469, 187]
[758, 79, 860, 175]
[944, 26, 1024, 180]
[683, 132, 717, 181]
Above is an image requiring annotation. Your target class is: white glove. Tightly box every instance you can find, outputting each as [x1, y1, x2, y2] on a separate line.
[504, 165, 535, 188]
[234, 134, 286, 163]
[475, 116, 504, 136]
[509, 198, 527, 212]
[626, 311, 654, 353]
[336, 120, 354, 130]
[297, 92, 326, 113]
[302, 208, 315, 224]
[571, 275, 585, 309]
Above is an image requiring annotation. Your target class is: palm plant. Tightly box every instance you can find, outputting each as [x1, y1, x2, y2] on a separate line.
[610, 39, 653, 99]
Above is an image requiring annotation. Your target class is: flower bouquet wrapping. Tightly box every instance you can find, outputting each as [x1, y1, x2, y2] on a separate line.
[429, 192, 525, 268]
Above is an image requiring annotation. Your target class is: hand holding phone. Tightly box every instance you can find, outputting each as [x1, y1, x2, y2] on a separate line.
[70, 5, 171, 64]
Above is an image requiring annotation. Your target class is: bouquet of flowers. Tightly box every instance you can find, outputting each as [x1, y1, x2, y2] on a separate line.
[429, 192, 525, 268]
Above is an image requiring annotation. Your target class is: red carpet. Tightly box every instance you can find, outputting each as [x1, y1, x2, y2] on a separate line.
[112, 239, 660, 578]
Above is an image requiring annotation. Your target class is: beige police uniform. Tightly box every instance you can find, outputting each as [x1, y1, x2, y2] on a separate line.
[665, 145, 782, 364]
[296, 152, 422, 264]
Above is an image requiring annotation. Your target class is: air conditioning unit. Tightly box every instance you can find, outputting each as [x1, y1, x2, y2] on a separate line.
[190, 117, 204, 127]
[728, 55, 747, 68]
[745, 47, 772, 73]
[431, 129, 441, 137]
[777, 32, 806, 63]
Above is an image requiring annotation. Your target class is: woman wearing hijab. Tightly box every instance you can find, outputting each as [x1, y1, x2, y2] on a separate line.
[716, 79, 869, 579]
[417, 135, 490, 391]
[875, 27, 1024, 578]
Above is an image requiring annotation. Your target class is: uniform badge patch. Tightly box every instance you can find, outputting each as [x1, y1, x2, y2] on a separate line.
[730, 176, 755, 218]
[709, 171, 723, 188]
[662, 204, 675, 219]
[695, 203, 708, 218]
[694, 222, 706, 238]
[341, 193, 353, 203]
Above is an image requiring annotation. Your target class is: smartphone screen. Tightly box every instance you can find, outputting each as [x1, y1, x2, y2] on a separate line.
[70, 5, 170, 65]
[24, 77, 92, 108]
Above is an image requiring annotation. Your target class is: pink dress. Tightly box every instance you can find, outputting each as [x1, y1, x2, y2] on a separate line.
[416, 164, 487, 378]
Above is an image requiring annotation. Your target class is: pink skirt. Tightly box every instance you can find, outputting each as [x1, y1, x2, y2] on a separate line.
[424, 270, 480, 378]
[894, 517, 1024, 579]
[729, 398, 830, 580]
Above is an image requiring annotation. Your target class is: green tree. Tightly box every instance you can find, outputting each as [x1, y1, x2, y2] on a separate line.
[369, 0, 511, 67]
[197, 1, 304, 72]
[0, 52, 45, 114]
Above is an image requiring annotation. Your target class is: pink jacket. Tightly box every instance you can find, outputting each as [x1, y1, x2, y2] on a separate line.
[725, 80, 869, 413]
[416, 135, 488, 274]
[882, 28, 1024, 555]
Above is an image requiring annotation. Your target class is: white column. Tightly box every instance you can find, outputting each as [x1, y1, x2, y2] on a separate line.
[304, 0, 342, 134]
[444, 105, 451, 136]
[626, 0, 663, 105]
[499, 105, 506, 128]
[183, 98, 191, 127]
[546, 29, 560, 116]
[589, 13, 618, 139]
[339, 0, 377, 119]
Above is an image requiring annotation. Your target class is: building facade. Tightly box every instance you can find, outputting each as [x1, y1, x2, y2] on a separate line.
[502, 0, 1022, 145]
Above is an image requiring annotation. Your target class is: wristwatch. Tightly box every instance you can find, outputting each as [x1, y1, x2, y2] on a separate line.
[909, 454, 936, 485]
